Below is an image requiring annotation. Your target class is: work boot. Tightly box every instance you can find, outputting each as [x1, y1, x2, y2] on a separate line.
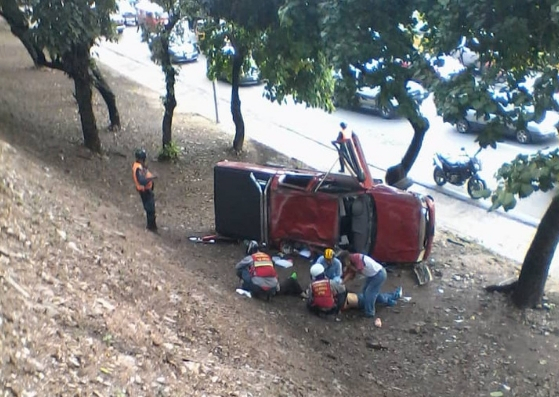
[147, 214, 158, 232]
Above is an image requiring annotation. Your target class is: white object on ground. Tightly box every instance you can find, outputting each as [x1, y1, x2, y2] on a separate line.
[298, 249, 311, 258]
[273, 258, 293, 268]
[235, 289, 252, 298]
[402, 296, 412, 302]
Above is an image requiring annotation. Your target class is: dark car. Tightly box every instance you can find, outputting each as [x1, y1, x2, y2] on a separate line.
[206, 44, 262, 86]
[334, 62, 429, 119]
[213, 133, 435, 264]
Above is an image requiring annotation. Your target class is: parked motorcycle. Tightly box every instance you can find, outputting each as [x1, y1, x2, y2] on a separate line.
[433, 148, 487, 199]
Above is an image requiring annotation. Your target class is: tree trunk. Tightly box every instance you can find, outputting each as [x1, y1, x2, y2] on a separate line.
[90, 62, 121, 130]
[231, 51, 245, 152]
[160, 35, 177, 148]
[67, 47, 101, 153]
[385, 116, 429, 187]
[512, 194, 559, 308]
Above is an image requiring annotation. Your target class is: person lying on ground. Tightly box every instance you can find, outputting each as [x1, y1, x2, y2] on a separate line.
[338, 250, 402, 324]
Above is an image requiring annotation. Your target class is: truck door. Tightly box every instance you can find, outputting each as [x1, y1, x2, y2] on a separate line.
[269, 173, 339, 248]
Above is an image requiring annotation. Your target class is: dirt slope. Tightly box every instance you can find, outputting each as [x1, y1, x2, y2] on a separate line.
[0, 139, 320, 397]
[1, 19, 559, 397]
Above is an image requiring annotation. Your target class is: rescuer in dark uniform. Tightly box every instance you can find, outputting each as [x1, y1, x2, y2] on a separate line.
[132, 148, 158, 232]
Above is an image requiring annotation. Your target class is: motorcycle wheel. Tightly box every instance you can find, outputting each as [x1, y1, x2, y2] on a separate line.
[467, 176, 487, 199]
[433, 166, 446, 186]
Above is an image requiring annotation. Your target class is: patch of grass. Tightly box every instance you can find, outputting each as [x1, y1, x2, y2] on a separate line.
[102, 333, 113, 346]
[158, 141, 181, 161]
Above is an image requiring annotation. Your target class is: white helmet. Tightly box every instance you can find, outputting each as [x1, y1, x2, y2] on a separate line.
[310, 263, 325, 279]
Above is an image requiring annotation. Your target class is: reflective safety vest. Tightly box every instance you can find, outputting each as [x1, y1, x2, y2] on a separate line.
[340, 127, 352, 140]
[132, 162, 154, 192]
[310, 279, 335, 309]
[250, 252, 277, 278]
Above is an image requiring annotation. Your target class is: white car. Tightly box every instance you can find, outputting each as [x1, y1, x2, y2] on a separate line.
[110, 13, 125, 34]
[117, 1, 137, 26]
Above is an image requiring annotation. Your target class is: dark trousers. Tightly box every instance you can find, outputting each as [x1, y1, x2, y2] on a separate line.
[237, 268, 276, 300]
[338, 144, 348, 172]
[139, 190, 157, 230]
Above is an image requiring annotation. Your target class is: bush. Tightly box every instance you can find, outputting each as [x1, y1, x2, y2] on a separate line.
[158, 141, 181, 161]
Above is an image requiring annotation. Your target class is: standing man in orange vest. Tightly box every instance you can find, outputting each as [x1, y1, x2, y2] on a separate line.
[132, 148, 158, 232]
[306, 263, 347, 316]
[334, 121, 354, 173]
[235, 240, 279, 301]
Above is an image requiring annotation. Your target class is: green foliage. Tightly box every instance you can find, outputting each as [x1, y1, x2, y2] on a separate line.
[201, 0, 335, 112]
[419, 0, 559, 150]
[25, 0, 116, 57]
[199, 20, 256, 83]
[485, 149, 559, 211]
[316, 0, 427, 119]
[158, 141, 181, 160]
[257, 0, 335, 110]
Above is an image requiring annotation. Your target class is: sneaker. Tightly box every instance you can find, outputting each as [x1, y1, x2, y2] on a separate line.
[394, 286, 403, 300]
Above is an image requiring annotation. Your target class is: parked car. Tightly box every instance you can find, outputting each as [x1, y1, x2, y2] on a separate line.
[206, 44, 261, 86]
[213, 133, 435, 264]
[428, 54, 466, 81]
[454, 88, 559, 144]
[351, 80, 429, 119]
[118, 0, 137, 26]
[169, 40, 199, 63]
[334, 63, 429, 119]
[135, 0, 168, 30]
[110, 12, 125, 34]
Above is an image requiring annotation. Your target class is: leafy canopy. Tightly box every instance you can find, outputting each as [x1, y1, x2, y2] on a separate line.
[419, 0, 559, 148]
[24, 0, 117, 56]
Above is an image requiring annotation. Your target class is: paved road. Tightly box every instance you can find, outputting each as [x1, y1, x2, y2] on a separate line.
[93, 28, 559, 280]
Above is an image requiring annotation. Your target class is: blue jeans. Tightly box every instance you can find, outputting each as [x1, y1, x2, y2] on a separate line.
[237, 268, 255, 292]
[358, 268, 398, 317]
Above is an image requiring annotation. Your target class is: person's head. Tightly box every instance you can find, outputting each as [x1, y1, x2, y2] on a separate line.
[246, 240, 259, 255]
[323, 248, 335, 265]
[310, 263, 326, 281]
[340, 122, 347, 130]
[337, 250, 352, 269]
[135, 148, 147, 164]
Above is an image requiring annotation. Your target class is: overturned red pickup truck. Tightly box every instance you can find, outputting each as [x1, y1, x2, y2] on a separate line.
[213, 133, 435, 264]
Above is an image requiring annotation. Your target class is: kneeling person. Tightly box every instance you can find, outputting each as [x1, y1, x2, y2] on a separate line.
[235, 241, 279, 300]
[306, 264, 347, 316]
